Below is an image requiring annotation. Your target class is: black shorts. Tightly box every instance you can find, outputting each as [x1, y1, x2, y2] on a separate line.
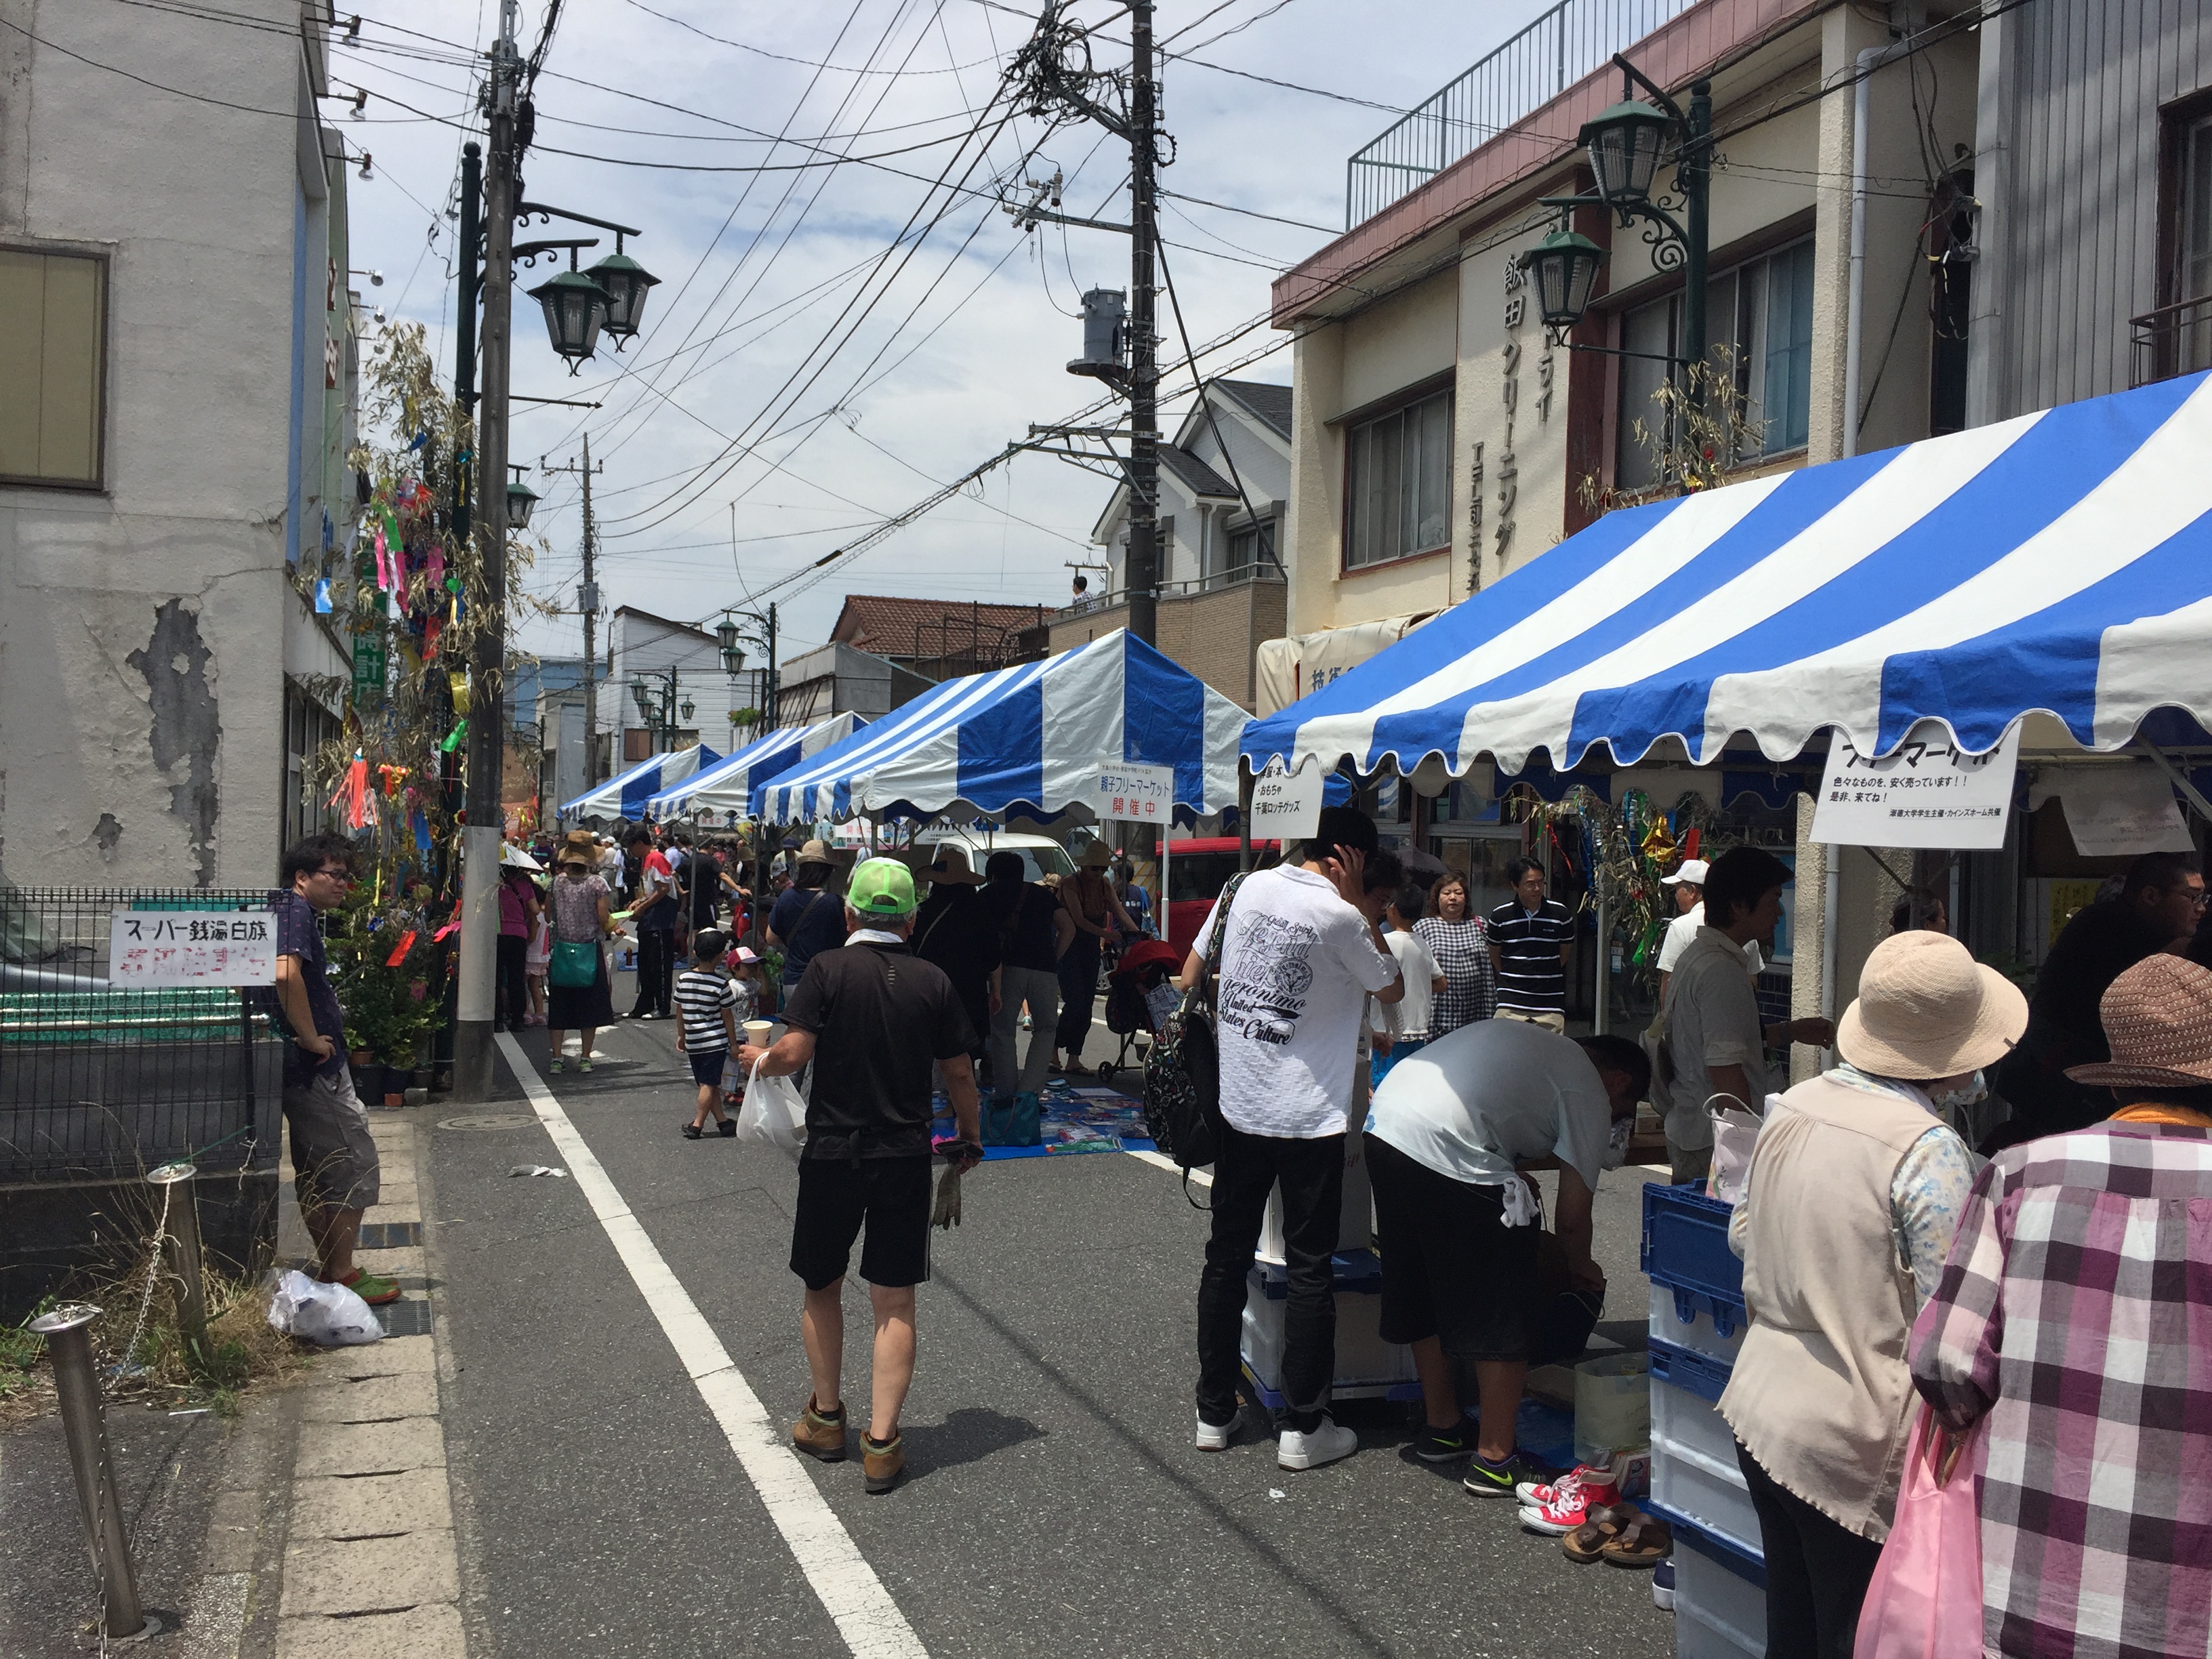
[688, 1048, 729, 1087]
[789, 1155, 933, 1290]
[1367, 1134, 1539, 1361]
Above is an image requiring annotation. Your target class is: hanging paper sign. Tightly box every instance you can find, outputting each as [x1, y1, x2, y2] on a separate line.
[109, 909, 277, 987]
[1250, 758, 1326, 843]
[2038, 765, 2196, 857]
[1809, 719, 2020, 849]
[1092, 759, 1174, 825]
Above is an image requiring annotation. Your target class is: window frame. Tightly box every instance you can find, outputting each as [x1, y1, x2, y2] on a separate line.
[1338, 375, 1454, 575]
[2154, 87, 2212, 382]
[0, 240, 112, 493]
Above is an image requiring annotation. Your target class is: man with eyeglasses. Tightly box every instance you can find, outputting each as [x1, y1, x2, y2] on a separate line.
[1990, 851, 2207, 1149]
[268, 834, 396, 1304]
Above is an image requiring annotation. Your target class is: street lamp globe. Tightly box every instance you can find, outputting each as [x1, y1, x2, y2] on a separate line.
[630, 677, 654, 723]
[679, 695, 695, 724]
[505, 476, 541, 530]
[588, 249, 660, 346]
[1518, 229, 1608, 331]
[720, 644, 745, 678]
[1579, 100, 1672, 204]
[527, 268, 610, 368]
[715, 616, 741, 655]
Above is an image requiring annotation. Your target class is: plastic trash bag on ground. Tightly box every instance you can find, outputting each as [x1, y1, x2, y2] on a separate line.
[266, 1268, 384, 1347]
[736, 1055, 807, 1149]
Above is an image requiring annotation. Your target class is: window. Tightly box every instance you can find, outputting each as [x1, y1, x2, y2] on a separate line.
[0, 249, 106, 487]
[284, 686, 341, 849]
[1207, 516, 1274, 589]
[1346, 388, 1450, 569]
[2167, 104, 2212, 374]
[1614, 239, 1816, 489]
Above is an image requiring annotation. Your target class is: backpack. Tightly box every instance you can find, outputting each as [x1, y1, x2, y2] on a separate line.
[1141, 872, 1248, 1204]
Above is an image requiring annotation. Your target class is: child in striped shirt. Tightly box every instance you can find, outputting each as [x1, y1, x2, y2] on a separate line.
[675, 930, 741, 1140]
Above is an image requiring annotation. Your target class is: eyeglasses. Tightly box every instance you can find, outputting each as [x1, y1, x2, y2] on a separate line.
[314, 867, 356, 883]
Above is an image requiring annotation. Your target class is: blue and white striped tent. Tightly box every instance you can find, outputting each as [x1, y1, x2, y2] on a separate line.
[1244, 373, 2212, 779]
[559, 743, 721, 823]
[756, 629, 1250, 824]
[643, 713, 867, 819]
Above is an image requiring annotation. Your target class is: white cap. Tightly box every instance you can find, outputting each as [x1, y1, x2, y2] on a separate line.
[1662, 858, 1709, 886]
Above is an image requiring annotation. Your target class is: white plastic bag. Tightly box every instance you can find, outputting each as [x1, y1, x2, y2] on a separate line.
[1705, 1091, 1779, 1206]
[266, 1268, 384, 1347]
[735, 1054, 807, 1149]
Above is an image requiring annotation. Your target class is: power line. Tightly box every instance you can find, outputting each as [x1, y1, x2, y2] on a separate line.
[620, 0, 1004, 76]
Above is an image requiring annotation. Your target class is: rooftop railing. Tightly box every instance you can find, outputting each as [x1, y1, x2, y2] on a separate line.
[1344, 0, 1700, 229]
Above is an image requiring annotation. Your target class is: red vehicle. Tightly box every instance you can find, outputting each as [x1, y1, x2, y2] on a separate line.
[1158, 838, 1280, 960]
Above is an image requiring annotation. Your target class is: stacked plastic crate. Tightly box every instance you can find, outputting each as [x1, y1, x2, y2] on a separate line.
[1640, 1184, 1767, 1657]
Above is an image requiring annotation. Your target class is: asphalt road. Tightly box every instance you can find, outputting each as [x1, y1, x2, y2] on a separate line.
[424, 994, 1677, 1659]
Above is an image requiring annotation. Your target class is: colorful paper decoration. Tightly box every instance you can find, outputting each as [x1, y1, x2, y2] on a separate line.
[384, 930, 419, 968]
[313, 577, 333, 614]
[329, 754, 374, 830]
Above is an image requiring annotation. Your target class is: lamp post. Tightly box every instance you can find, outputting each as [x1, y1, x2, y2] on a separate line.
[629, 668, 680, 754]
[717, 604, 778, 735]
[1517, 57, 1713, 405]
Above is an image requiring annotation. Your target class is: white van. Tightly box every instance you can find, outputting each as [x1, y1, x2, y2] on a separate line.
[913, 826, 1073, 885]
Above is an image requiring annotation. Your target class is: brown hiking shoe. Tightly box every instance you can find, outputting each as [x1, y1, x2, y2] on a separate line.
[792, 1397, 847, 1462]
[861, 1431, 905, 1494]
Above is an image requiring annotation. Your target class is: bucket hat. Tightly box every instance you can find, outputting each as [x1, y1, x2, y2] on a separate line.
[794, 838, 837, 869]
[2066, 954, 2212, 1089]
[1077, 840, 1113, 868]
[1835, 930, 2027, 1081]
[1662, 859, 1709, 887]
[924, 845, 983, 885]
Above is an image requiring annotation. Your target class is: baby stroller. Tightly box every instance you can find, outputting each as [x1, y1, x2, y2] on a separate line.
[1099, 939, 1183, 1080]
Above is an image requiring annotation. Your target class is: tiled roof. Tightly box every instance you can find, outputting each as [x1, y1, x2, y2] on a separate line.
[1214, 380, 1292, 439]
[831, 594, 1050, 657]
[1159, 444, 1239, 499]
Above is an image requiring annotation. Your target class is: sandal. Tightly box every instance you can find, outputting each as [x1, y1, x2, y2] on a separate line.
[335, 1269, 402, 1306]
[1599, 1511, 1673, 1568]
[1561, 1503, 1638, 1564]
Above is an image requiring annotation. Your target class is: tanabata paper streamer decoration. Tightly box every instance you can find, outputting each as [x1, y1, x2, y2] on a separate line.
[372, 523, 391, 591]
[413, 811, 432, 853]
[329, 754, 374, 830]
[441, 719, 467, 754]
[377, 763, 409, 796]
[313, 578, 333, 614]
[422, 615, 441, 660]
[426, 544, 445, 588]
[409, 429, 430, 452]
[1682, 826, 1700, 861]
[448, 672, 470, 715]
[384, 930, 419, 968]
[432, 920, 460, 942]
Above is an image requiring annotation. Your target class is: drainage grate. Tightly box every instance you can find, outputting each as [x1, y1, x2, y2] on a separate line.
[375, 1298, 433, 1337]
[357, 1222, 422, 1249]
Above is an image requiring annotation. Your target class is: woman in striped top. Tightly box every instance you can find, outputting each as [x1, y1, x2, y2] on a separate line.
[1414, 872, 1496, 1037]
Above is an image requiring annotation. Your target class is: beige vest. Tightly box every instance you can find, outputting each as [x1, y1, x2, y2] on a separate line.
[1717, 1073, 1931, 1542]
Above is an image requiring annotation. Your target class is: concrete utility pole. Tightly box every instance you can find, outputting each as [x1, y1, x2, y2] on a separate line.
[1123, 0, 1159, 649]
[546, 434, 602, 791]
[454, 0, 520, 1101]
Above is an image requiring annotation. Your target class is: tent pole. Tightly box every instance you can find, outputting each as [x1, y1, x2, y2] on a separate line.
[1238, 764, 1254, 874]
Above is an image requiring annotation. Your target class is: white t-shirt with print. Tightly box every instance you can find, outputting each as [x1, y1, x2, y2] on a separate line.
[1370, 930, 1441, 1038]
[1366, 1017, 1613, 1191]
[1196, 864, 1400, 1139]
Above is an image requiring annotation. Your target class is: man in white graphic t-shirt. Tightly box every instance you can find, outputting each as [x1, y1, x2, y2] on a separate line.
[1185, 805, 1404, 1471]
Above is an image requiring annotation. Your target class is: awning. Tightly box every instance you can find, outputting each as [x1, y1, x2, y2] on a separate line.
[756, 628, 1249, 824]
[558, 743, 721, 821]
[1242, 373, 2212, 778]
[644, 714, 867, 818]
[1252, 612, 1433, 717]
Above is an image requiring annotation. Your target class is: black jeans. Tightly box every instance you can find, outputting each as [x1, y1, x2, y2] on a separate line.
[1195, 1121, 1345, 1431]
[1054, 931, 1101, 1057]
[496, 934, 530, 1032]
[1736, 1439, 1885, 1658]
[633, 927, 676, 1017]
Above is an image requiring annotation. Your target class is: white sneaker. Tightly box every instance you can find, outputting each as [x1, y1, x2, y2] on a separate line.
[1277, 1417, 1357, 1471]
[1195, 1412, 1235, 1452]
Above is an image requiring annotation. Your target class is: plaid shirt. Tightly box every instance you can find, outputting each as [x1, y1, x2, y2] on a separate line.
[1909, 1123, 2212, 1658]
[1412, 916, 1495, 1034]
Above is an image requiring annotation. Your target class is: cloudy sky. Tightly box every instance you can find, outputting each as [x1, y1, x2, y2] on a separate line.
[336, 0, 1553, 664]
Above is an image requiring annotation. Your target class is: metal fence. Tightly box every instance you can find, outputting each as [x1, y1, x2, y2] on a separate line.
[1, 888, 282, 1181]
[1344, 0, 1699, 228]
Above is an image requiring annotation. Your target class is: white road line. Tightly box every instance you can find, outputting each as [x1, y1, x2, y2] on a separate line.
[495, 1033, 927, 1659]
[1124, 1147, 1212, 1187]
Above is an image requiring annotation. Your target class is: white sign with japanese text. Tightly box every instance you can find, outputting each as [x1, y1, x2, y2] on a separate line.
[108, 909, 279, 987]
[1249, 758, 1325, 843]
[1093, 760, 1174, 825]
[1809, 720, 2020, 849]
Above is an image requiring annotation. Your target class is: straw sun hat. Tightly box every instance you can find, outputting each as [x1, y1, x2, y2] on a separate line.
[924, 844, 983, 885]
[1835, 930, 2028, 1081]
[2065, 954, 2212, 1090]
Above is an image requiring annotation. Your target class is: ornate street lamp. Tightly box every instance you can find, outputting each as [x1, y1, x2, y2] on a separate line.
[527, 256, 609, 371]
[630, 676, 655, 724]
[1580, 100, 1672, 205]
[505, 466, 540, 530]
[679, 695, 695, 724]
[1518, 230, 1608, 331]
[588, 235, 660, 346]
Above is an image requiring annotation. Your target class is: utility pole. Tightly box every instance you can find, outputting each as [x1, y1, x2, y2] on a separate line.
[545, 434, 602, 795]
[454, 0, 520, 1101]
[1124, 1, 1159, 648]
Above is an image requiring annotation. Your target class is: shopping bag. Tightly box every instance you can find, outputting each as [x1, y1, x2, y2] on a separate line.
[266, 1268, 384, 1347]
[735, 1054, 807, 1149]
[1852, 1404, 1985, 1659]
[1705, 1092, 1775, 1206]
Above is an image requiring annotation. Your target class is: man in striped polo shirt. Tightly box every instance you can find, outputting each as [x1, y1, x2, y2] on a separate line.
[1487, 859, 1574, 1032]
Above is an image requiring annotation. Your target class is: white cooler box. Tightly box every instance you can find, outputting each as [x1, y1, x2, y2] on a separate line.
[1255, 1154, 1373, 1264]
[1648, 1341, 1761, 1557]
[1237, 1254, 1416, 1408]
[1671, 1513, 1767, 1659]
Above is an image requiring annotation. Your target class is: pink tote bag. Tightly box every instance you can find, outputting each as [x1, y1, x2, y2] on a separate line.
[1853, 1404, 1986, 1659]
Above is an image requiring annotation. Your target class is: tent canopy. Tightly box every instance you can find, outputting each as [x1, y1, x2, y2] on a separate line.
[559, 743, 720, 821]
[756, 629, 1250, 824]
[645, 714, 867, 818]
[1243, 373, 2212, 779]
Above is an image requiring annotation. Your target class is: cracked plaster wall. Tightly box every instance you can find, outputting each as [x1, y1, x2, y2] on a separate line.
[0, 0, 301, 886]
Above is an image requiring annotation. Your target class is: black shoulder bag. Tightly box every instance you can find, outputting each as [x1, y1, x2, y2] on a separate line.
[1141, 873, 1248, 1204]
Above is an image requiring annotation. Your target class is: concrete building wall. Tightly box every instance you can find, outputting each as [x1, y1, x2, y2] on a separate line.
[0, 0, 335, 888]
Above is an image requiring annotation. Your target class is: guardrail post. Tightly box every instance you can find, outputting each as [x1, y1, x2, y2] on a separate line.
[146, 1162, 209, 1359]
[28, 1304, 154, 1641]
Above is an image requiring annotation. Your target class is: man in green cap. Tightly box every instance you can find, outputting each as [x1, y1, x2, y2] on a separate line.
[737, 855, 984, 1495]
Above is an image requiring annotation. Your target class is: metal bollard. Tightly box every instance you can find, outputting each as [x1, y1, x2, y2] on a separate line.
[28, 1304, 152, 1641]
[146, 1162, 208, 1359]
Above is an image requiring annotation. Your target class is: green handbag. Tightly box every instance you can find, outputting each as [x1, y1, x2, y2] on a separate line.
[550, 939, 600, 989]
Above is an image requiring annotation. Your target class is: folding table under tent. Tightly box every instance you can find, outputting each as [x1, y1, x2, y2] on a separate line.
[643, 714, 868, 820]
[1241, 371, 2212, 781]
[558, 743, 722, 824]
[753, 628, 1250, 826]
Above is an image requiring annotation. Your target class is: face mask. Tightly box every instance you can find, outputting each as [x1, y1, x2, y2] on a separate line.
[1601, 1115, 1634, 1171]
[1931, 1071, 1987, 1112]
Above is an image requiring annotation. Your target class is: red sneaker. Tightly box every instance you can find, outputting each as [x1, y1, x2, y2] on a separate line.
[1518, 1466, 1623, 1535]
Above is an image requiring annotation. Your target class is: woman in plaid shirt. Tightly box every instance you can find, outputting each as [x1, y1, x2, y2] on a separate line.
[1912, 952, 2212, 1659]
[1413, 872, 1494, 1035]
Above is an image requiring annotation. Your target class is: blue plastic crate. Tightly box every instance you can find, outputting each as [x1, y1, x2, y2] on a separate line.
[1641, 1183, 1746, 1331]
[1648, 1336, 1734, 1405]
[1653, 1502, 1766, 1587]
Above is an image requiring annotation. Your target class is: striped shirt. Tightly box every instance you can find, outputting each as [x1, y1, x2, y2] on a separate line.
[1486, 898, 1573, 1015]
[1910, 1122, 2212, 1657]
[673, 966, 740, 1052]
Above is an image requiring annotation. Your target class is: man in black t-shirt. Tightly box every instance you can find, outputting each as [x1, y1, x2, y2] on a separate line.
[737, 857, 982, 1496]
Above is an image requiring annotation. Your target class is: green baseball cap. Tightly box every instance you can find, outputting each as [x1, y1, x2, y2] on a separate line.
[848, 857, 918, 917]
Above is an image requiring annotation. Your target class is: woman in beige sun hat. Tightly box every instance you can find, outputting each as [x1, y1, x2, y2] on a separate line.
[1713, 930, 2026, 1657]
